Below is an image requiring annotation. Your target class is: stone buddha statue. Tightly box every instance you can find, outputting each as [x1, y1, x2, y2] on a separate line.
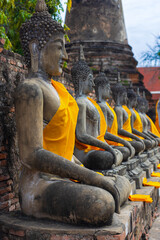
[112, 75, 145, 155]
[72, 46, 124, 170]
[127, 86, 153, 150]
[15, 0, 123, 226]
[94, 70, 135, 161]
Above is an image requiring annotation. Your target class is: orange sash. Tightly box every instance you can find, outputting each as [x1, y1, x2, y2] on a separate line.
[75, 97, 106, 152]
[155, 100, 160, 133]
[43, 80, 79, 161]
[118, 106, 132, 141]
[105, 102, 123, 146]
[132, 108, 144, 139]
[146, 115, 160, 138]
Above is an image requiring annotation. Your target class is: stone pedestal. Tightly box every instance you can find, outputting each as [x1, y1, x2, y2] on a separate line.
[101, 164, 127, 176]
[147, 150, 159, 171]
[154, 147, 160, 162]
[138, 154, 153, 178]
[122, 158, 145, 189]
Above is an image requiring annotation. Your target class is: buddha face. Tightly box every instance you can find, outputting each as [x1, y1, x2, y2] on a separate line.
[41, 32, 68, 76]
[83, 73, 94, 94]
[129, 96, 137, 108]
[122, 91, 128, 105]
[101, 83, 111, 100]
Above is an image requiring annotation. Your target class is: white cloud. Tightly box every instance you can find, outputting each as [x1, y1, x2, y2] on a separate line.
[122, 0, 160, 66]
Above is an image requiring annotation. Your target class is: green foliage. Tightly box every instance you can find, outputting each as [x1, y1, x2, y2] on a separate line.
[0, 0, 72, 54]
[141, 35, 160, 66]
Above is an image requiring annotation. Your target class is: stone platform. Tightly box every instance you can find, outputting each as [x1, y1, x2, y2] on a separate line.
[0, 186, 159, 240]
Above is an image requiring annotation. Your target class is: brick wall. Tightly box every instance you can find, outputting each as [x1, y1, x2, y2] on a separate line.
[0, 39, 27, 212]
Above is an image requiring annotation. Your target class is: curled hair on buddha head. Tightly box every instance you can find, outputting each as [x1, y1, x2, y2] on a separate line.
[20, 0, 64, 68]
[127, 82, 136, 101]
[94, 61, 109, 94]
[112, 72, 126, 103]
[71, 45, 92, 95]
[136, 88, 143, 111]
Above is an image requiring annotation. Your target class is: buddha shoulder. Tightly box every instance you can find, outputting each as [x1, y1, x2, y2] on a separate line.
[14, 78, 43, 101]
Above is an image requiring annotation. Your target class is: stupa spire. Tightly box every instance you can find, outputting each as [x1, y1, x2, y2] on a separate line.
[65, 0, 128, 43]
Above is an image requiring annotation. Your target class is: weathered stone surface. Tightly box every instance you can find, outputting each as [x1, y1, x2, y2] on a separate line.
[66, 0, 127, 43]
[0, 186, 158, 240]
[0, 38, 27, 212]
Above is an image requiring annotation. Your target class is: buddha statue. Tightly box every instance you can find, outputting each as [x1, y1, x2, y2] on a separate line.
[72, 46, 124, 170]
[71, 47, 131, 206]
[127, 86, 153, 150]
[14, 0, 122, 226]
[112, 75, 145, 155]
[94, 70, 135, 161]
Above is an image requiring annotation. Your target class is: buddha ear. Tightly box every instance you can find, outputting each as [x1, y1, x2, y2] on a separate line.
[78, 79, 83, 96]
[29, 40, 39, 73]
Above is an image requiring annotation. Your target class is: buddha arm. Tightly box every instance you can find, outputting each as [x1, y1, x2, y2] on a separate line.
[115, 106, 145, 143]
[104, 132, 135, 158]
[76, 100, 117, 162]
[131, 111, 151, 140]
[15, 82, 120, 213]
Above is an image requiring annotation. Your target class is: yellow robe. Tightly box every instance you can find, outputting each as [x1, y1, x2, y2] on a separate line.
[155, 100, 160, 133]
[146, 115, 160, 138]
[105, 102, 123, 146]
[132, 108, 144, 139]
[118, 105, 132, 141]
[43, 80, 79, 161]
[76, 97, 106, 152]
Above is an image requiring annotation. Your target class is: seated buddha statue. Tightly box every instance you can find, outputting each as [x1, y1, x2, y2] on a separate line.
[127, 87, 153, 150]
[71, 46, 131, 206]
[14, 0, 122, 226]
[94, 70, 135, 161]
[71, 46, 124, 170]
[111, 75, 145, 155]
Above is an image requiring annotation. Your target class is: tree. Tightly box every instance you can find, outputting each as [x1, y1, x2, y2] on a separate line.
[141, 35, 160, 66]
[0, 0, 72, 54]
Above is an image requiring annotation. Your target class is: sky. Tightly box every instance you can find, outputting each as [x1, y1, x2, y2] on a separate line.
[61, 0, 160, 67]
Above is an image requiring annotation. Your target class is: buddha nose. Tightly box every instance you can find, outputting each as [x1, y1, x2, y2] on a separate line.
[62, 48, 68, 61]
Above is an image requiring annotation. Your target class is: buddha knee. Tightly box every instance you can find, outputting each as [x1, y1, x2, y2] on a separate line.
[144, 139, 152, 150]
[122, 147, 130, 161]
[114, 149, 123, 166]
[84, 150, 114, 170]
[116, 147, 130, 161]
[115, 176, 131, 206]
[83, 189, 115, 225]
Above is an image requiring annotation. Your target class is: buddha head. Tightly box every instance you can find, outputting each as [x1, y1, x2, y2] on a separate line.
[71, 45, 94, 97]
[20, 0, 68, 77]
[127, 83, 137, 108]
[94, 65, 110, 102]
[142, 92, 149, 113]
[112, 73, 127, 105]
[136, 88, 145, 113]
